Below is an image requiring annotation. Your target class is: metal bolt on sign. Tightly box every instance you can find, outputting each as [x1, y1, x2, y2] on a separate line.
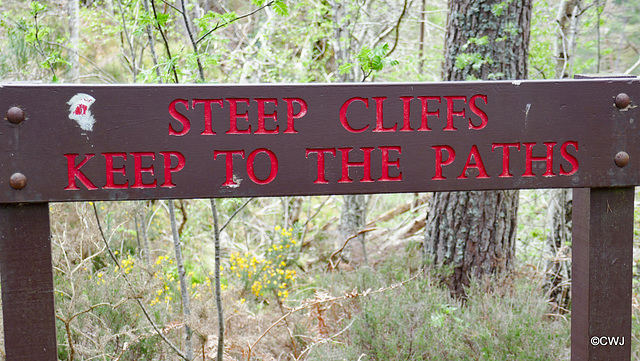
[5, 106, 25, 124]
[615, 93, 631, 109]
[615, 151, 630, 167]
[9, 173, 26, 190]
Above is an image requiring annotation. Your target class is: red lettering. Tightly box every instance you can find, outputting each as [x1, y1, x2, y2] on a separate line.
[226, 98, 251, 134]
[306, 148, 337, 184]
[399, 97, 413, 132]
[283, 98, 307, 134]
[523, 142, 557, 177]
[457, 145, 489, 179]
[214, 150, 245, 186]
[160, 151, 186, 188]
[192, 99, 222, 135]
[492, 143, 521, 178]
[380, 146, 402, 181]
[168, 99, 190, 136]
[469, 94, 488, 130]
[64, 154, 98, 190]
[417, 96, 439, 131]
[247, 149, 278, 184]
[443, 96, 466, 131]
[339, 97, 369, 133]
[432, 145, 455, 180]
[560, 141, 579, 175]
[339, 147, 374, 183]
[103, 152, 128, 189]
[373, 97, 396, 132]
[255, 98, 278, 134]
[131, 152, 157, 188]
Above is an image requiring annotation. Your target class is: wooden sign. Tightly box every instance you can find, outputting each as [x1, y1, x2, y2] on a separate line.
[1, 78, 638, 203]
[0, 78, 637, 361]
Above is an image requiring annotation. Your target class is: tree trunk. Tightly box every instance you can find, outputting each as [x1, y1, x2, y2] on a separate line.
[331, 0, 369, 266]
[544, 0, 581, 314]
[68, 0, 80, 82]
[544, 189, 572, 314]
[555, 0, 579, 78]
[426, 191, 518, 296]
[168, 200, 193, 359]
[340, 194, 368, 265]
[425, 0, 531, 298]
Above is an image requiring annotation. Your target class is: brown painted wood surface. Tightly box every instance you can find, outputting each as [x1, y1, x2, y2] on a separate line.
[0, 79, 638, 203]
[0, 203, 57, 360]
[571, 187, 634, 360]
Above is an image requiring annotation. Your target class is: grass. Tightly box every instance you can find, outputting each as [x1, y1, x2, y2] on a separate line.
[306, 259, 570, 361]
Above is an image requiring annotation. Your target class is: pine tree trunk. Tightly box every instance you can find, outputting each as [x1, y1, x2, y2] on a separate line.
[426, 191, 518, 296]
[425, 0, 531, 298]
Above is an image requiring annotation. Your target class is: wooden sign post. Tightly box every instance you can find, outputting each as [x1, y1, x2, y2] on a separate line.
[0, 78, 637, 360]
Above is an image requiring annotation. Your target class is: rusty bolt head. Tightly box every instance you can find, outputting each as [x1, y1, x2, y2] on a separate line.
[615, 93, 631, 109]
[9, 173, 26, 190]
[6, 106, 25, 124]
[615, 151, 630, 168]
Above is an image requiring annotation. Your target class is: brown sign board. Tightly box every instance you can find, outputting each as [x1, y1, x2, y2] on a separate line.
[0, 78, 638, 203]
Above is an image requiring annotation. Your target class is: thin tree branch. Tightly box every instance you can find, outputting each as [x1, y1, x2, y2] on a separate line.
[195, 1, 274, 45]
[328, 227, 376, 270]
[220, 197, 254, 233]
[31, 10, 57, 78]
[150, 0, 179, 83]
[92, 202, 189, 360]
[178, 0, 205, 81]
[142, 0, 162, 81]
[168, 200, 194, 359]
[159, 0, 182, 13]
[38, 40, 119, 83]
[625, 56, 640, 74]
[388, 0, 409, 56]
[246, 269, 423, 361]
[210, 199, 225, 361]
[113, 0, 138, 82]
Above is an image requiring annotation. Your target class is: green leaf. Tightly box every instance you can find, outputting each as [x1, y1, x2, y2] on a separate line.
[371, 55, 383, 71]
[339, 63, 354, 74]
[29, 1, 47, 16]
[273, 1, 289, 16]
[155, 12, 170, 27]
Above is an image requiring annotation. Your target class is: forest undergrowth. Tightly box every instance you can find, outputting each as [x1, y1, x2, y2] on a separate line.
[0, 190, 638, 360]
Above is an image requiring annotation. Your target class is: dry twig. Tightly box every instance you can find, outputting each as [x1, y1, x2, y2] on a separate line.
[245, 269, 423, 361]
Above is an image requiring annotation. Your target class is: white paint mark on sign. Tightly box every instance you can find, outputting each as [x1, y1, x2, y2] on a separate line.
[67, 93, 96, 131]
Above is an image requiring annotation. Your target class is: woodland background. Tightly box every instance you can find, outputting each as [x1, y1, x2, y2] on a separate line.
[0, 0, 640, 360]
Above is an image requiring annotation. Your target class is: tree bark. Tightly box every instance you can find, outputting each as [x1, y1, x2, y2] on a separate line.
[169, 200, 193, 359]
[331, 0, 369, 265]
[544, 0, 581, 314]
[340, 194, 368, 265]
[425, 0, 531, 298]
[544, 189, 572, 313]
[555, 0, 579, 78]
[68, 0, 80, 82]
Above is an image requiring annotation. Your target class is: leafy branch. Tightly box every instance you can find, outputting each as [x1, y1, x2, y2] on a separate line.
[339, 43, 399, 82]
